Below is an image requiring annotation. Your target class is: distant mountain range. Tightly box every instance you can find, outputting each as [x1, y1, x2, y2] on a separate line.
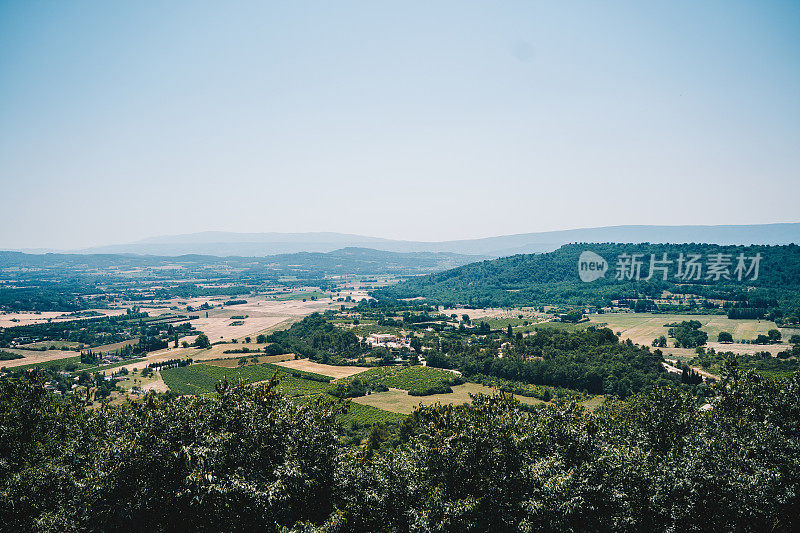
[0, 247, 479, 278]
[11, 224, 800, 258]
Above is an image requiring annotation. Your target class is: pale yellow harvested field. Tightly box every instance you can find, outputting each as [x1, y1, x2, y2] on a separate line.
[275, 359, 370, 379]
[353, 383, 545, 415]
[4, 297, 327, 374]
[0, 309, 126, 328]
[704, 342, 789, 356]
[3, 335, 139, 369]
[187, 315, 289, 342]
[243, 318, 299, 340]
[183, 343, 289, 361]
[204, 354, 294, 368]
[341, 290, 371, 301]
[142, 374, 169, 393]
[116, 296, 333, 342]
[588, 313, 791, 356]
[0, 311, 72, 327]
[1, 349, 77, 368]
[182, 297, 335, 342]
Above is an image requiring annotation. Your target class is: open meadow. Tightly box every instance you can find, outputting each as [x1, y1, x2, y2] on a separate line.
[0, 309, 126, 328]
[352, 383, 543, 414]
[203, 354, 294, 367]
[275, 358, 370, 379]
[1, 348, 81, 368]
[181, 296, 334, 342]
[588, 312, 793, 356]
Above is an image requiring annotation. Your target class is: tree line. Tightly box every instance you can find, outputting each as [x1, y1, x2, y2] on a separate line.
[0, 365, 797, 531]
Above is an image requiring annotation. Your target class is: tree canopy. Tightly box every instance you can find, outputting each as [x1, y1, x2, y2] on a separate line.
[1, 366, 798, 531]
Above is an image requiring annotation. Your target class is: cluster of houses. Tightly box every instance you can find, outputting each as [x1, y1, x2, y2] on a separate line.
[363, 333, 429, 365]
[99, 353, 124, 365]
[365, 333, 410, 349]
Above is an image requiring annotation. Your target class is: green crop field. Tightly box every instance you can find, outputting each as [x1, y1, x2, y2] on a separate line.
[161, 363, 407, 429]
[337, 399, 406, 426]
[160, 362, 483, 429]
[340, 365, 459, 392]
[345, 366, 400, 384]
[160, 366, 221, 395]
[161, 362, 333, 396]
[381, 366, 459, 390]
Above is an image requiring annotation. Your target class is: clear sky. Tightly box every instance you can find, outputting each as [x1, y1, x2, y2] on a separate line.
[1, 1, 798, 249]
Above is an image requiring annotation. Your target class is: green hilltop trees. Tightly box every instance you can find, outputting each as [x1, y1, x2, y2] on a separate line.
[193, 332, 211, 349]
[376, 243, 800, 320]
[718, 331, 734, 343]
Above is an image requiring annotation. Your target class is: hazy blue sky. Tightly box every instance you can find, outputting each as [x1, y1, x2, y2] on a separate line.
[1, 1, 798, 249]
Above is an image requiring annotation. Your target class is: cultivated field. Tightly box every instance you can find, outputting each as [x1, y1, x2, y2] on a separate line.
[161, 363, 333, 396]
[2, 337, 145, 370]
[97, 346, 197, 375]
[275, 359, 370, 379]
[204, 354, 294, 367]
[184, 344, 277, 361]
[588, 313, 792, 356]
[1, 348, 81, 368]
[440, 307, 542, 321]
[176, 296, 335, 342]
[14, 340, 81, 350]
[352, 383, 544, 415]
[0, 309, 126, 328]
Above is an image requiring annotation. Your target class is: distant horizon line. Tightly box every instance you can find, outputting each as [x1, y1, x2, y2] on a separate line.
[3, 221, 799, 255]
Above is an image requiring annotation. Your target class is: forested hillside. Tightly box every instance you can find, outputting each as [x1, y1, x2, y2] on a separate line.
[377, 243, 800, 319]
[426, 326, 669, 398]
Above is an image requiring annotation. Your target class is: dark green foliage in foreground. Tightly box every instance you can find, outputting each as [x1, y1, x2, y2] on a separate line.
[322, 367, 800, 532]
[1, 367, 799, 532]
[0, 374, 343, 532]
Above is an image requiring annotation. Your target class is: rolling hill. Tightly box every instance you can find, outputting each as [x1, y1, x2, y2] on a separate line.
[0, 247, 480, 278]
[374, 243, 800, 313]
[16, 223, 799, 258]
